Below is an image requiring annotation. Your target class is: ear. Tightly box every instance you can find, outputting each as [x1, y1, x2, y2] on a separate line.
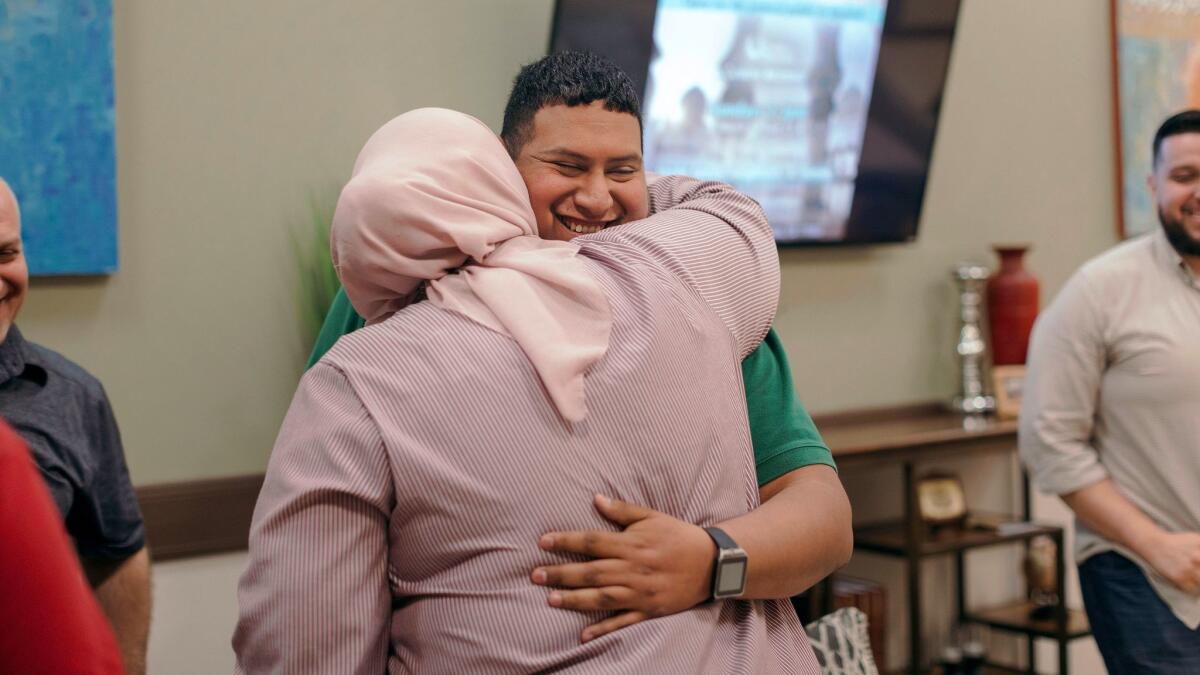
[1146, 172, 1157, 200]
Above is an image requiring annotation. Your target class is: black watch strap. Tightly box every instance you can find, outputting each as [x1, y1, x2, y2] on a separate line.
[703, 526, 747, 600]
[704, 526, 738, 550]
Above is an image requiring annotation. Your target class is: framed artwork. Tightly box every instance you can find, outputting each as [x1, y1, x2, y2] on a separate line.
[915, 472, 967, 529]
[1110, 0, 1200, 240]
[0, 1, 118, 276]
[991, 365, 1025, 421]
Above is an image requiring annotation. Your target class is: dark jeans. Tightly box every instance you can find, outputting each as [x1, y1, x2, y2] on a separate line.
[1079, 552, 1200, 674]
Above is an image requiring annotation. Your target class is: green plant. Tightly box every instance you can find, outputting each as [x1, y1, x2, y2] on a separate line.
[290, 191, 340, 353]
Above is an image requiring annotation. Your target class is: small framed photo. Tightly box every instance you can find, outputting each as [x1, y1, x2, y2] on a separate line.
[992, 365, 1026, 420]
[916, 473, 967, 528]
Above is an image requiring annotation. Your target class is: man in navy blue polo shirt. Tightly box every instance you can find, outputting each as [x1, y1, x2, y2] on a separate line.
[0, 179, 150, 675]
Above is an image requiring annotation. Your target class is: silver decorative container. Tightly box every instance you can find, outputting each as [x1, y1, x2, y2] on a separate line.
[951, 263, 995, 414]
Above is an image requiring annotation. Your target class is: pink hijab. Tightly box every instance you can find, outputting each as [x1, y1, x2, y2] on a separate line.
[330, 108, 612, 423]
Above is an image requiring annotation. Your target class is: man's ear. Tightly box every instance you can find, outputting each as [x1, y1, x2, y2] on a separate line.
[1146, 172, 1157, 200]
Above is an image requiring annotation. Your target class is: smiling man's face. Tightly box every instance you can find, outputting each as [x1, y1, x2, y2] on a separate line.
[513, 101, 649, 242]
[0, 181, 27, 344]
[1150, 131, 1200, 258]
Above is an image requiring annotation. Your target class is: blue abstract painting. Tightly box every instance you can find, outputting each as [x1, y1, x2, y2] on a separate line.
[0, 0, 117, 275]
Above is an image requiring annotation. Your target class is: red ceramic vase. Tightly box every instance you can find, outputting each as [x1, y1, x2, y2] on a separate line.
[987, 245, 1039, 366]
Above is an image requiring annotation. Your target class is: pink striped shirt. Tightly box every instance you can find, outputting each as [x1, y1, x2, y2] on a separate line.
[234, 176, 821, 674]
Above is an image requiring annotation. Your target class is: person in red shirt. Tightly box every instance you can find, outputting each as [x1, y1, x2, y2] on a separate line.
[0, 419, 123, 674]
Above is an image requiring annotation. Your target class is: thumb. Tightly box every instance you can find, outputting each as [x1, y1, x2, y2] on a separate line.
[594, 494, 653, 526]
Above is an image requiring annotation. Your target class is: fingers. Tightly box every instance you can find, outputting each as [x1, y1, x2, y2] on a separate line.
[580, 611, 649, 643]
[547, 586, 638, 612]
[532, 559, 628, 589]
[539, 529, 628, 559]
[593, 494, 653, 526]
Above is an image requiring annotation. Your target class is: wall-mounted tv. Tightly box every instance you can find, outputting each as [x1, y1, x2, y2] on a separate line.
[549, 0, 962, 246]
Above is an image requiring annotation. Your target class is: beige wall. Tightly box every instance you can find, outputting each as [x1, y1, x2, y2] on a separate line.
[19, 0, 1118, 483]
[777, 0, 1117, 413]
[20, 0, 556, 484]
[22, 1, 1118, 671]
[19, 0, 1121, 485]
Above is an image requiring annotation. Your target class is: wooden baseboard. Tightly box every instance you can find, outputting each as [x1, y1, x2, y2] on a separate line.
[136, 474, 264, 562]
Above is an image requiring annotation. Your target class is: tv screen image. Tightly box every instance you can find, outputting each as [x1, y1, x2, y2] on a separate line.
[550, 0, 962, 246]
[644, 0, 885, 243]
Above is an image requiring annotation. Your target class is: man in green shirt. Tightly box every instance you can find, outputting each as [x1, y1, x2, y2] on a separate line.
[309, 51, 851, 641]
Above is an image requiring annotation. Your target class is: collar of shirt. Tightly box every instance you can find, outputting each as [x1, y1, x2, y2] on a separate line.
[0, 326, 44, 386]
[1150, 227, 1200, 291]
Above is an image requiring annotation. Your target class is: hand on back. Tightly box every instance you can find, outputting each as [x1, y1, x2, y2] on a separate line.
[531, 494, 716, 642]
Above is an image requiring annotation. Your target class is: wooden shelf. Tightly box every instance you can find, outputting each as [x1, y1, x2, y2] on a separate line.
[824, 402, 1088, 673]
[854, 515, 1061, 557]
[965, 601, 1091, 640]
[890, 665, 1025, 675]
[815, 403, 1018, 467]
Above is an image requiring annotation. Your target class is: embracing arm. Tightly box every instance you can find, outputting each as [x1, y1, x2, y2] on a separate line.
[719, 330, 850, 598]
[730, 328, 850, 598]
[723, 465, 852, 598]
[534, 181, 848, 639]
[233, 363, 393, 674]
[534, 277, 850, 638]
[597, 175, 780, 357]
[534, 467, 852, 641]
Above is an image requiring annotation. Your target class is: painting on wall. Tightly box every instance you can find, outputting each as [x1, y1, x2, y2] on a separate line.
[0, 0, 118, 275]
[1111, 0, 1200, 239]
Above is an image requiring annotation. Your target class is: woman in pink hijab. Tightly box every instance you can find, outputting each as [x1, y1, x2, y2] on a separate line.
[234, 108, 819, 674]
[331, 108, 612, 423]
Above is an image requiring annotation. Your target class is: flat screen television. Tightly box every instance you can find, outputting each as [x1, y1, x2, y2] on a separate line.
[549, 0, 962, 246]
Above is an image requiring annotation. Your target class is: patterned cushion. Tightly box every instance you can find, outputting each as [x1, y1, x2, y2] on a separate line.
[803, 607, 880, 675]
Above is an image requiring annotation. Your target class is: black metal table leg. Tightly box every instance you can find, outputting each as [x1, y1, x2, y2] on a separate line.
[905, 461, 923, 674]
[1055, 529, 1068, 674]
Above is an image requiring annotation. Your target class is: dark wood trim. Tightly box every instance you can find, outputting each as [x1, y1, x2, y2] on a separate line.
[136, 474, 263, 562]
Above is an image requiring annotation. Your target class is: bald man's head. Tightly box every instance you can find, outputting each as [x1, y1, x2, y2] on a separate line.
[0, 180, 17, 227]
[0, 179, 28, 343]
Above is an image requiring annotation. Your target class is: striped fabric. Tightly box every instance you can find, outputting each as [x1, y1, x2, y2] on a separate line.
[234, 176, 821, 674]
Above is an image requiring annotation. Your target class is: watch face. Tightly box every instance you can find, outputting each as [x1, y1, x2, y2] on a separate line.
[715, 557, 747, 596]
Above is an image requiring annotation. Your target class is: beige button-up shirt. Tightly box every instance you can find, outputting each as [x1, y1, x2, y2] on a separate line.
[1020, 228, 1200, 628]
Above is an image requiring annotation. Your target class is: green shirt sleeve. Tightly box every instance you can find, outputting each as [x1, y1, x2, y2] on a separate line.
[742, 328, 836, 486]
[305, 287, 366, 369]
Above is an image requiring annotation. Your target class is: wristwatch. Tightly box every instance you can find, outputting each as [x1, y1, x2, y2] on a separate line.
[703, 526, 748, 599]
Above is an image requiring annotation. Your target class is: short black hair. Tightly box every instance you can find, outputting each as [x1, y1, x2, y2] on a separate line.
[500, 50, 642, 158]
[1152, 109, 1200, 166]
